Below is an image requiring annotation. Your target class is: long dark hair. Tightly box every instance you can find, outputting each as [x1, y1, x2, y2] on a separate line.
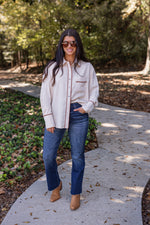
[43, 28, 88, 85]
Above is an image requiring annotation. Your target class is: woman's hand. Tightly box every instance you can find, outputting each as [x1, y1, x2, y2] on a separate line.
[47, 127, 55, 133]
[74, 107, 86, 114]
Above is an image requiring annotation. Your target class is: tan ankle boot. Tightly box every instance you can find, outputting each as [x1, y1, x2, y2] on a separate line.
[50, 181, 62, 202]
[70, 194, 80, 210]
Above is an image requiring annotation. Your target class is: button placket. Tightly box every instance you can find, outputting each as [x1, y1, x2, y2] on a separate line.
[65, 62, 72, 128]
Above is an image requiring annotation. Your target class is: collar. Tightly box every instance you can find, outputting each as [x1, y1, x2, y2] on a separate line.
[63, 58, 81, 67]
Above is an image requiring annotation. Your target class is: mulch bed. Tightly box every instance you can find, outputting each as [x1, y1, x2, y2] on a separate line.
[0, 68, 150, 224]
[142, 179, 150, 225]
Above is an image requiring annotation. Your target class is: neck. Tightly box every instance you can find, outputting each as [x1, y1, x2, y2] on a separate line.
[65, 55, 75, 65]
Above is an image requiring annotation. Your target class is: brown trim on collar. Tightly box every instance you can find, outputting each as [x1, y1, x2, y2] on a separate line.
[63, 58, 81, 67]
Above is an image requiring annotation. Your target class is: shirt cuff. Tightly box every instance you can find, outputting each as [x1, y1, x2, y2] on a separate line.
[44, 114, 55, 129]
[82, 101, 94, 113]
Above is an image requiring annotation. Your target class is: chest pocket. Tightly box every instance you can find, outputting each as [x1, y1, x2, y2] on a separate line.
[75, 79, 87, 88]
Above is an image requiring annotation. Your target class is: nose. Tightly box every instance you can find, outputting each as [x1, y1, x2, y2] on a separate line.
[68, 43, 72, 47]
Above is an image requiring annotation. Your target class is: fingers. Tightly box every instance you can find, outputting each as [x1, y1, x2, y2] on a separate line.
[74, 107, 86, 114]
[47, 127, 55, 133]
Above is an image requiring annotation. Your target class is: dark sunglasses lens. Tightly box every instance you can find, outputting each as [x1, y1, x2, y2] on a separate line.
[62, 41, 76, 47]
[62, 42, 68, 47]
[70, 41, 76, 47]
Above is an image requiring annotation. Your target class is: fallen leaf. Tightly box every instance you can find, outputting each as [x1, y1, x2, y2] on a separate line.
[131, 164, 137, 167]
[44, 191, 48, 196]
[110, 188, 115, 190]
[143, 159, 150, 162]
[2, 208, 7, 211]
[95, 182, 100, 186]
[146, 193, 150, 200]
[0, 187, 5, 195]
[32, 146, 37, 151]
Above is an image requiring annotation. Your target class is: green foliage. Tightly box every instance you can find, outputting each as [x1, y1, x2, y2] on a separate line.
[0, 0, 148, 68]
[0, 88, 45, 183]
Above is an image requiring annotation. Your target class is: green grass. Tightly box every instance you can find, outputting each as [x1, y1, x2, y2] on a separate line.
[0, 88, 100, 185]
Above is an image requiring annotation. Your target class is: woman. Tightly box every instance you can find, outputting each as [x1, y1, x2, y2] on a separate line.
[40, 28, 99, 210]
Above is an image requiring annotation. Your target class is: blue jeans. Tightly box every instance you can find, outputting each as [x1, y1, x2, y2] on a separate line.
[43, 103, 89, 195]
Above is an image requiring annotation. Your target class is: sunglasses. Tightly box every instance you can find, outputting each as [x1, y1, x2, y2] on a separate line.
[62, 41, 77, 48]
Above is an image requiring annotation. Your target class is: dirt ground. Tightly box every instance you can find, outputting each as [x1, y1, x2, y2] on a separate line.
[0, 67, 150, 224]
[0, 68, 150, 113]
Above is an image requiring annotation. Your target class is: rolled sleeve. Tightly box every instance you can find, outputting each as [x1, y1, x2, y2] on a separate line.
[82, 101, 94, 113]
[82, 65, 99, 113]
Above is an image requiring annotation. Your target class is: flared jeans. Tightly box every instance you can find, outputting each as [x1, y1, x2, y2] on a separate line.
[43, 103, 89, 195]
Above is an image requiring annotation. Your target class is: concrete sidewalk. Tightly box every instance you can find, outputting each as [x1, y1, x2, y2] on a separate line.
[1, 80, 150, 225]
[0, 79, 41, 98]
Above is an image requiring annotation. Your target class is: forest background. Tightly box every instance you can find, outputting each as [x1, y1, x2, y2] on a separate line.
[0, 0, 149, 73]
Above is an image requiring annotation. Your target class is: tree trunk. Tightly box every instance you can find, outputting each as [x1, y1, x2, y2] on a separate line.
[18, 50, 22, 70]
[26, 49, 29, 69]
[40, 45, 44, 67]
[143, 3, 150, 75]
[39, 19, 44, 67]
[143, 35, 150, 75]
[0, 50, 5, 67]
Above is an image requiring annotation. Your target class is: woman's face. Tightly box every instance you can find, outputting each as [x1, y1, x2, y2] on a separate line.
[62, 36, 77, 58]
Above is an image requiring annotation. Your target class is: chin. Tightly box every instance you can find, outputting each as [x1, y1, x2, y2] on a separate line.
[66, 52, 75, 56]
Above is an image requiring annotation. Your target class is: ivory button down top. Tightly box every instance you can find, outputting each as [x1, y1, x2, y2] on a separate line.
[40, 59, 99, 129]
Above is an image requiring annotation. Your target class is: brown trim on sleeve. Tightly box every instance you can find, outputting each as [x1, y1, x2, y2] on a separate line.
[89, 100, 95, 106]
[44, 113, 52, 117]
[76, 81, 87, 83]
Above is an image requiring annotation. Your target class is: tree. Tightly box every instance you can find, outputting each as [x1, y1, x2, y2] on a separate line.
[122, 0, 149, 73]
[0, 0, 149, 70]
[143, 1, 150, 75]
[0, 0, 78, 68]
